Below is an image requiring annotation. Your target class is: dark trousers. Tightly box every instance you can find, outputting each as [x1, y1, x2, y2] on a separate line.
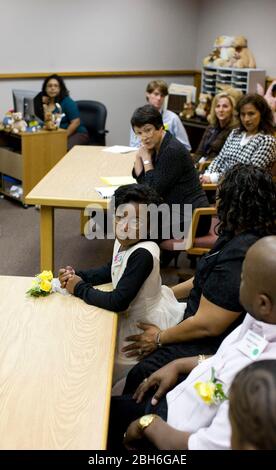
[123, 338, 219, 395]
[107, 393, 168, 451]
[68, 132, 90, 150]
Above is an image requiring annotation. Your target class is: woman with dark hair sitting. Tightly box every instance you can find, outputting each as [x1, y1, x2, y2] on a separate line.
[131, 104, 211, 266]
[201, 93, 276, 184]
[122, 163, 276, 394]
[34, 73, 89, 149]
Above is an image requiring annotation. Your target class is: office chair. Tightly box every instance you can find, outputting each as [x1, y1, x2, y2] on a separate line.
[76, 100, 108, 145]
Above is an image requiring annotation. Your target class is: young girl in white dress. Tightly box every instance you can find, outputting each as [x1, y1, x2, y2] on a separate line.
[58, 184, 183, 383]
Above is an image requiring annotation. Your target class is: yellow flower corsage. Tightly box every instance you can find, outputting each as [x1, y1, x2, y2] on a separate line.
[26, 271, 54, 297]
[194, 367, 228, 406]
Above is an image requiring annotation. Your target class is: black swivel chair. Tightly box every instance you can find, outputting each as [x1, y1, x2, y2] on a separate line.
[76, 100, 108, 145]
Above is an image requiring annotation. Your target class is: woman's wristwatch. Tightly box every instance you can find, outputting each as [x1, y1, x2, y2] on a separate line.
[143, 160, 151, 165]
[155, 330, 163, 348]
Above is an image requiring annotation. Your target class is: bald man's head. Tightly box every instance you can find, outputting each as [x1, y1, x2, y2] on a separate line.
[240, 236, 276, 323]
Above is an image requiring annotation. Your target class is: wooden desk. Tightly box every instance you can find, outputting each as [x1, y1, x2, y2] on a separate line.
[0, 275, 117, 450]
[181, 117, 208, 152]
[25, 146, 136, 271]
[0, 129, 67, 204]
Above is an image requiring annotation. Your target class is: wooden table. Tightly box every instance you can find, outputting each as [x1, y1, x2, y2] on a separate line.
[0, 275, 117, 450]
[25, 146, 136, 271]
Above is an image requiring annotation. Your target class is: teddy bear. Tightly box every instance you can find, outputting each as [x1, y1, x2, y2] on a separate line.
[203, 35, 256, 68]
[203, 35, 236, 67]
[43, 109, 58, 131]
[195, 93, 212, 119]
[179, 102, 195, 120]
[43, 103, 64, 131]
[231, 36, 256, 68]
[11, 112, 27, 134]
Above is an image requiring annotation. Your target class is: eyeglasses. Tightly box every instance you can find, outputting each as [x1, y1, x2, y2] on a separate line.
[115, 215, 142, 229]
[134, 126, 156, 138]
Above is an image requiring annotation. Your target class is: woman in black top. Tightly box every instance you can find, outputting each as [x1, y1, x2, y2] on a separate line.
[132, 104, 210, 239]
[122, 164, 276, 394]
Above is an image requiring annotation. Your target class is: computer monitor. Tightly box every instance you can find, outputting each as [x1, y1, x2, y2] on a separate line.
[164, 84, 197, 115]
[12, 89, 38, 120]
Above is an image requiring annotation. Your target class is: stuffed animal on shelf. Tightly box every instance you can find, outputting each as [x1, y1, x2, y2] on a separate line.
[26, 118, 41, 133]
[1, 112, 14, 132]
[179, 102, 195, 120]
[203, 35, 236, 67]
[195, 93, 212, 119]
[11, 112, 27, 134]
[231, 36, 256, 68]
[203, 35, 256, 68]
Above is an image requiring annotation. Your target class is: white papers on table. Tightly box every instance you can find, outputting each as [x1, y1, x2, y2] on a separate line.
[103, 145, 138, 154]
[100, 176, 136, 186]
[95, 186, 118, 199]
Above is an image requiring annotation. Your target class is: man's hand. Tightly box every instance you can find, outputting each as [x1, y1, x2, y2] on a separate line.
[123, 419, 144, 450]
[133, 361, 180, 405]
[65, 274, 83, 294]
[58, 266, 75, 288]
[122, 322, 160, 358]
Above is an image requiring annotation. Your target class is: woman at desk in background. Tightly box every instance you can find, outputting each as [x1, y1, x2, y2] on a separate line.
[129, 80, 191, 151]
[200, 93, 276, 184]
[193, 89, 241, 167]
[34, 74, 89, 149]
[58, 184, 183, 384]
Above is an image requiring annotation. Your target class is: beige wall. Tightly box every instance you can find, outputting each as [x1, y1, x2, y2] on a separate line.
[196, 0, 276, 76]
[0, 0, 198, 145]
[0, 0, 276, 144]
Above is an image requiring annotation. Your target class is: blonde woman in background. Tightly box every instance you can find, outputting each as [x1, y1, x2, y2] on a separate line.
[193, 89, 242, 167]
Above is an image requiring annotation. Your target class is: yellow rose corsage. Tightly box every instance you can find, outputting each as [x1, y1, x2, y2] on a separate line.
[194, 368, 228, 406]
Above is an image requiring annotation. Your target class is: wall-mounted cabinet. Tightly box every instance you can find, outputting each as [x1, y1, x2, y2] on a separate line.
[0, 129, 67, 205]
[201, 66, 266, 96]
